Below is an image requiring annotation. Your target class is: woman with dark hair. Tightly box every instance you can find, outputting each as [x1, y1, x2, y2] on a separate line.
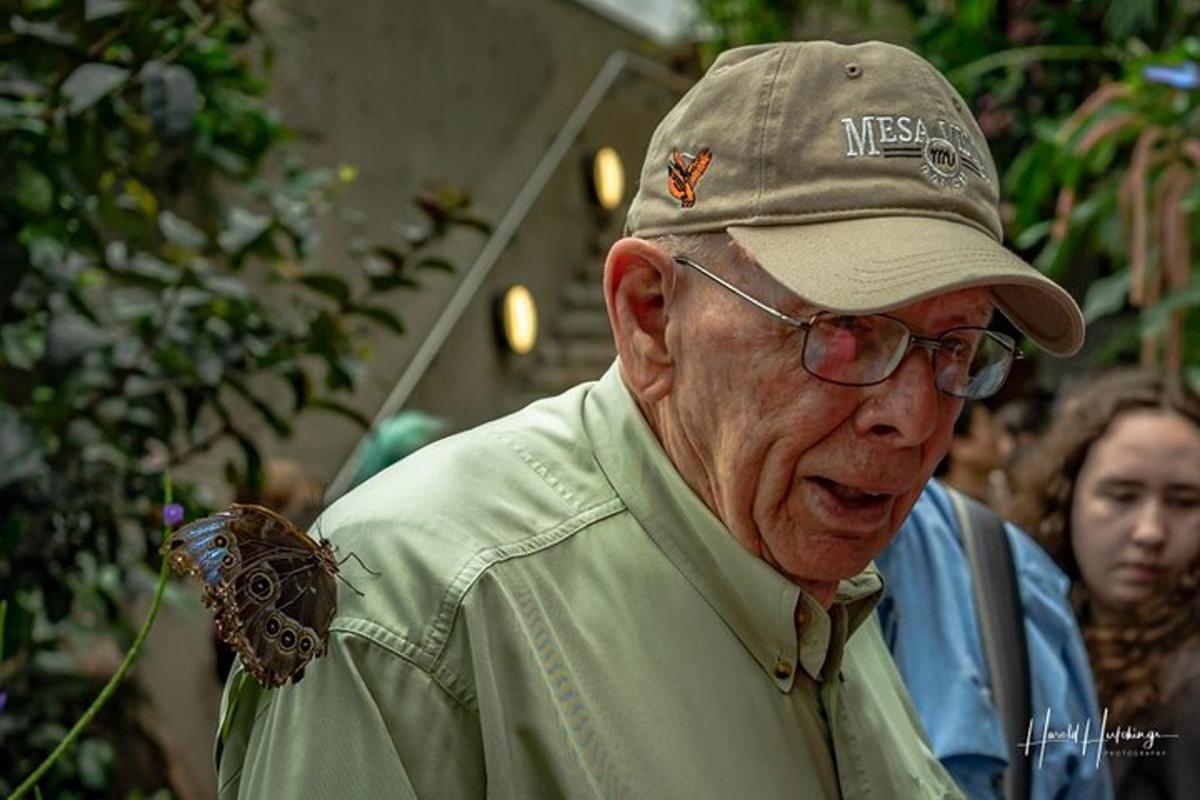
[1011, 369, 1200, 798]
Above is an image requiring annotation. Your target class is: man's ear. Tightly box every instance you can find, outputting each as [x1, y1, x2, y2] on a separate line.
[603, 237, 677, 402]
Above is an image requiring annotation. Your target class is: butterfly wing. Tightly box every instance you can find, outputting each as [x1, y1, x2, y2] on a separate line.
[667, 148, 709, 208]
[162, 504, 339, 687]
[667, 159, 695, 208]
[687, 147, 712, 185]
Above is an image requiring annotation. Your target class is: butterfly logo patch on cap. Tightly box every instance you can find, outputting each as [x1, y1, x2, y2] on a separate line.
[666, 147, 712, 208]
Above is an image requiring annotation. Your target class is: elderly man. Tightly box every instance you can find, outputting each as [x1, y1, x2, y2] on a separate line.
[215, 41, 1084, 798]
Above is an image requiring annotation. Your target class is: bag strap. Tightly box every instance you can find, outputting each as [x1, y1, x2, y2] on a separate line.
[948, 487, 1033, 800]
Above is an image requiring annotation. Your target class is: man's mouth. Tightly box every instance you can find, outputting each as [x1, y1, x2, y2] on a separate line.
[809, 476, 892, 508]
[802, 476, 900, 532]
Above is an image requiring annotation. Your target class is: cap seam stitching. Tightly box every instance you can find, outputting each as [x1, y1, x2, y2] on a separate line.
[755, 49, 787, 217]
[635, 207, 999, 238]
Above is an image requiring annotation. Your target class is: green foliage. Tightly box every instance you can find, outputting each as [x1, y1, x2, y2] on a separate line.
[0, 1, 486, 794]
[1017, 38, 1200, 370]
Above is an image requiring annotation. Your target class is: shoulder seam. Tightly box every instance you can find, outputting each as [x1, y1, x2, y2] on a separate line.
[330, 617, 481, 712]
[331, 497, 627, 710]
[424, 497, 626, 668]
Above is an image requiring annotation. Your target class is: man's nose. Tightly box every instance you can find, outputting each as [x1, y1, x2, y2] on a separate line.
[853, 348, 941, 446]
[1131, 498, 1168, 549]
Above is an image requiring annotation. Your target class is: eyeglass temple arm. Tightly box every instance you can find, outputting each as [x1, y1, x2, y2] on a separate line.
[673, 257, 810, 331]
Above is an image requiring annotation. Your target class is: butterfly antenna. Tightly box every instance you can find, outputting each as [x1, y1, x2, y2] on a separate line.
[339, 551, 381, 577]
[335, 573, 367, 598]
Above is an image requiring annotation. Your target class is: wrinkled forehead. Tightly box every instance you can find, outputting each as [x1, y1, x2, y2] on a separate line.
[893, 286, 996, 329]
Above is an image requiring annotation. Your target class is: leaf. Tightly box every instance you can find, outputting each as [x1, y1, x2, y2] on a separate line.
[284, 367, 310, 413]
[85, 0, 133, 20]
[1141, 276, 1200, 333]
[1104, 0, 1157, 38]
[450, 214, 492, 235]
[308, 397, 371, 430]
[348, 304, 405, 333]
[125, 252, 179, 285]
[195, 353, 223, 386]
[61, 63, 130, 115]
[232, 430, 264, 496]
[1184, 182, 1200, 214]
[368, 245, 408, 271]
[2, 322, 46, 369]
[199, 272, 250, 300]
[416, 256, 455, 274]
[1082, 267, 1131, 323]
[67, 287, 103, 325]
[369, 273, 421, 292]
[27, 235, 66, 270]
[77, 737, 115, 790]
[0, 405, 44, 489]
[322, 356, 355, 392]
[1033, 236, 1066, 279]
[141, 61, 199, 140]
[1013, 219, 1051, 250]
[10, 15, 76, 46]
[14, 163, 54, 215]
[299, 272, 352, 307]
[117, 178, 159, 217]
[0, 97, 48, 135]
[158, 210, 207, 250]
[111, 287, 159, 320]
[218, 207, 272, 254]
[46, 309, 105, 366]
[1069, 190, 1113, 227]
[206, 145, 251, 176]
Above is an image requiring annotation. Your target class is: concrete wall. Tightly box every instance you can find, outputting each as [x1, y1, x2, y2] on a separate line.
[259, 0, 680, 485]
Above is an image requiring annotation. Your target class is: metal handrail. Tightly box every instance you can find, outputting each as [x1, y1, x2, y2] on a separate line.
[325, 50, 691, 500]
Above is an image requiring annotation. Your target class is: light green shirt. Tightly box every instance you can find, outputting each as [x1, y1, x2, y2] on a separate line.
[216, 364, 963, 799]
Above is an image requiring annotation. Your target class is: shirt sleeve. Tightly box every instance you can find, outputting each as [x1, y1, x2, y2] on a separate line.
[215, 624, 485, 799]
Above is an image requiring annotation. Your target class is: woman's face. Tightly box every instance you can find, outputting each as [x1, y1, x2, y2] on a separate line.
[1071, 409, 1200, 614]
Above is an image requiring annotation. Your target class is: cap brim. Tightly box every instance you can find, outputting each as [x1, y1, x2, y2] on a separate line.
[727, 216, 1084, 356]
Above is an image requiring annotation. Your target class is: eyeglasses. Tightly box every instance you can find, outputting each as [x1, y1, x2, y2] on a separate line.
[673, 256, 1020, 400]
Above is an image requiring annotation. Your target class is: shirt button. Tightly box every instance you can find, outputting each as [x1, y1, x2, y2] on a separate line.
[773, 659, 793, 680]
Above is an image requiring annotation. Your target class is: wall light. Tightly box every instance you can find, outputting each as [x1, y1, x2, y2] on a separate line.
[498, 284, 538, 355]
[591, 146, 625, 211]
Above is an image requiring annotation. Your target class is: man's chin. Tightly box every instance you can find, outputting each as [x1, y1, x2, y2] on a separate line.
[768, 540, 880, 591]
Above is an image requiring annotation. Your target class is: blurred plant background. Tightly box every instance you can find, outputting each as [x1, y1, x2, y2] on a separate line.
[0, 0, 483, 795]
[4, 0, 1200, 796]
[696, 0, 1200, 384]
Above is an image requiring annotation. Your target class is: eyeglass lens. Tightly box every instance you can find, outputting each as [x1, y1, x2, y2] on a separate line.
[802, 314, 1012, 399]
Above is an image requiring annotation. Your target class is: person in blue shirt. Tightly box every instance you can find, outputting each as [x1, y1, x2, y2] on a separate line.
[876, 478, 1114, 800]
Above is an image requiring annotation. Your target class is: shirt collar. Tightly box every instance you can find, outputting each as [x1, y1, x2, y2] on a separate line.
[583, 362, 884, 687]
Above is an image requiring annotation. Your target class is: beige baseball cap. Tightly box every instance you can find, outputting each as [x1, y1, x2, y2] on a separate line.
[626, 40, 1084, 356]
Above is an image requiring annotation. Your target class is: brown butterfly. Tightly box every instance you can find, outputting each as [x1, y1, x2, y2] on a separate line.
[666, 147, 713, 208]
[162, 503, 372, 688]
